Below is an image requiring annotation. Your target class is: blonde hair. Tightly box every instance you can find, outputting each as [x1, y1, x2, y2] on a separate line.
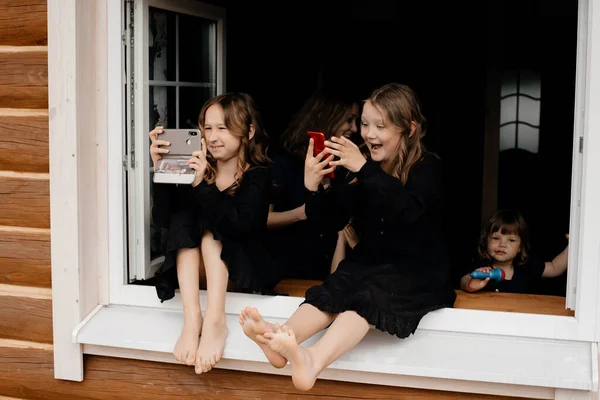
[365, 83, 426, 184]
[198, 92, 270, 195]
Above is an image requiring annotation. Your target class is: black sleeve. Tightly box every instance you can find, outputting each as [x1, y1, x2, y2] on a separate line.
[268, 157, 285, 207]
[356, 154, 442, 224]
[151, 181, 176, 229]
[522, 255, 546, 281]
[304, 179, 357, 234]
[191, 168, 269, 239]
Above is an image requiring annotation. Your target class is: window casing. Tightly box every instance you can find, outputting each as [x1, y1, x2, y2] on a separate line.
[47, 0, 600, 394]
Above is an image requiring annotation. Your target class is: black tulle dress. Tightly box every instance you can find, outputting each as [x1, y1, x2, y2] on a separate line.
[303, 153, 457, 338]
[151, 166, 280, 302]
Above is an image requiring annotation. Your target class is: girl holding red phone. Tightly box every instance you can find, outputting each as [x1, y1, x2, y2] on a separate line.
[241, 83, 456, 391]
[266, 89, 359, 280]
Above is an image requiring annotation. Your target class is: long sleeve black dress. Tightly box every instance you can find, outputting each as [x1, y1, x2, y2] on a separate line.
[151, 166, 280, 302]
[302, 153, 457, 338]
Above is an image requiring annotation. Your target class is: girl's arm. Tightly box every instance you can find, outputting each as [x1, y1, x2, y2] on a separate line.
[357, 155, 442, 224]
[267, 204, 307, 229]
[191, 170, 268, 239]
[543, 243, 569, 278]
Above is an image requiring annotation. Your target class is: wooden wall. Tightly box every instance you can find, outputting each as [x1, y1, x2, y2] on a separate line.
[0, 1, 530, 398]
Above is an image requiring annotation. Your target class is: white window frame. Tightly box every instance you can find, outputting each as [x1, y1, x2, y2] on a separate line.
[49, 0, 600, 397]
[126, 0, 226, 281]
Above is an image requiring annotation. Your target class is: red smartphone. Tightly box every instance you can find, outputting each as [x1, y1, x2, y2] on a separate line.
[307, 131, 334, 179]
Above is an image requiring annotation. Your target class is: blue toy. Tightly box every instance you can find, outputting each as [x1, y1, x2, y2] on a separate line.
[470, 268, 505, 283]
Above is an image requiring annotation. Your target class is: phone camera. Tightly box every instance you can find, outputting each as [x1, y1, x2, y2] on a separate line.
[189, 131, 198, 136]
[186, 139, 192, 145]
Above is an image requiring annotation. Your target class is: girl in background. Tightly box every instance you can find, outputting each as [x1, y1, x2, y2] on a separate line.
[267, 89, 359, 280]
[461, 209, 569, 294]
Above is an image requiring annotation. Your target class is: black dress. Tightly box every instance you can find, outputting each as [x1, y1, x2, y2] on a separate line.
[302, 153, 457, 338]
[151, 166, 279, 302]
[471, 256, 546, 294]
[267, 152, 353, 280]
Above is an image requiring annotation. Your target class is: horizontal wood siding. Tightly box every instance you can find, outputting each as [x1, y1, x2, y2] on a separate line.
[0, 51, 48, 109]
[0, 176, 49, 229]
[0, 346, 525, 400]
[0, 115, 49, 173]
[0, 228, 50, 288]
[0, 1, 47, 46]
[0, 296, 52, 344]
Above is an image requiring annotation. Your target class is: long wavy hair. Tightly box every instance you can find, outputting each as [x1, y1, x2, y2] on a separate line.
[365, 83, 427, 184]
[281, 89, 358, 160]
[478, 209, 530, 266]
[198, 92, 271, 195]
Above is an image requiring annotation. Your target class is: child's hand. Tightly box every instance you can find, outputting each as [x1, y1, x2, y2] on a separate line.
[188, 138, 207, 187]
[465, 267, 492, 292]
[149, 126, 170, 171]
[343, 224, 359, 249]
[325, 136, 367, 173]
[304, 138, 335, 192]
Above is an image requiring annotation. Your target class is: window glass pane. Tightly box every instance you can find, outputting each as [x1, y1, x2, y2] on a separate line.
[179, 87, 215, 129]
[500, 123, 516, 151]
[179, 14, 217, 83]
[500, 96, 517, 125]
[518, 96, 541, 127]
[149, 86, 176, 129]
[149, 7, 176, 81]
[517, 124, 540, 153]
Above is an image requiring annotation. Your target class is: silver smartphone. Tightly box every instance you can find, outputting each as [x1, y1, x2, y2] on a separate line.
[153, 129, 202, 185]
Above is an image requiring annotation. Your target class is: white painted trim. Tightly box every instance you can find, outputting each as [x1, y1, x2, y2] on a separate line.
[109, 284, 586, 341]
[76, 306, 596, 393]
[48, 0, 84, 382]
[592, 342, 599, 391]
[567, 0, 589, 310]
[72, 305, 104, 343]
[108, 0, 128, 304]
[574, 0, 600, 343]
[555, 388, 594, 400]
[82, 344, 556, 399]
[50, 0, 600, 393]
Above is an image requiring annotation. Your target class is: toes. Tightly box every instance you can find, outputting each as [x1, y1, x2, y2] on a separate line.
[263, 331, 274, 340]
[185, 351, 195, 366]
[256, 334, 269, 345]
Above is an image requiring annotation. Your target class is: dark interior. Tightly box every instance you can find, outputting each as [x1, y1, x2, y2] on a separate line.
[170, 0, 579, 295]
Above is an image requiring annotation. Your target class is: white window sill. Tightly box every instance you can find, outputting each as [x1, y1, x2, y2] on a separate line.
[73, 304, 598, 398]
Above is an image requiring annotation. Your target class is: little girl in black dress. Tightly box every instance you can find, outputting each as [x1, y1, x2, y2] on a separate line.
[150, 93, 277, 374]
[461, 209, 569, 294]
[240, 83, 457, 391]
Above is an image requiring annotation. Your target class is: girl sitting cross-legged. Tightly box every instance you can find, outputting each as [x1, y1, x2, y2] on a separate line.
[239, 83, 457, 391]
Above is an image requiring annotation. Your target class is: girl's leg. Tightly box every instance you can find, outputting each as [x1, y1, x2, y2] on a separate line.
[173, 247, 206, 366]
[265, 311, 369, 391]
[240, 303, 336, 368]
[195, 230, 229, 374]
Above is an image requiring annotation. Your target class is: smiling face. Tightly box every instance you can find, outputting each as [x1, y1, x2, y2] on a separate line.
[360, 100, 401, 162]
[333, 103, 359, 139]
[202, 104, 242, 163]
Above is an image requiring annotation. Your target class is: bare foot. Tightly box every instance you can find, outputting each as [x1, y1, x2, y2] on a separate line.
[195, 315, 228, 374]
[264, 325, 321, 391]
[173, 315, 202, 366]
[239, 307, 287, 368]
